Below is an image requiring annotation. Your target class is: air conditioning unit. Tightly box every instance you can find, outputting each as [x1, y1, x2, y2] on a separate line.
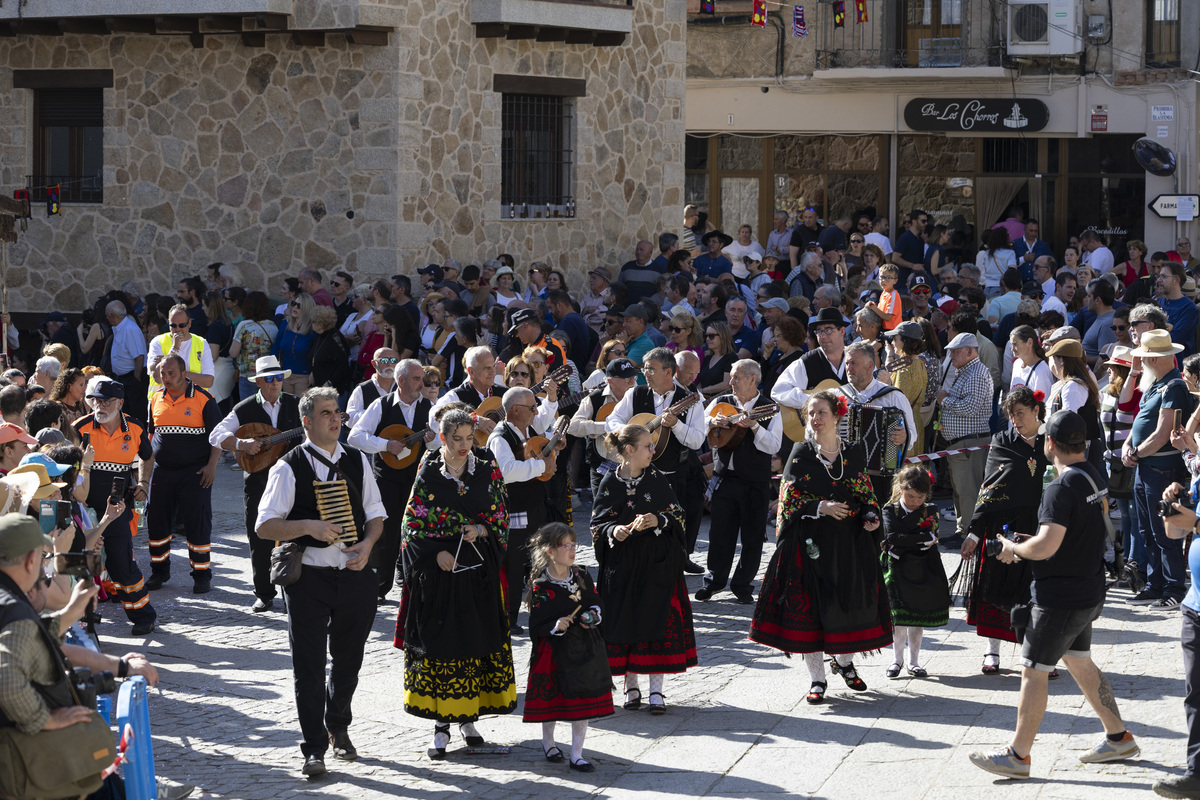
[1007, 0, 1082, 57]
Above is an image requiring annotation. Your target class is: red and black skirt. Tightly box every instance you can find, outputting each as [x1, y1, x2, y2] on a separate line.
[606, 578, 698, 675]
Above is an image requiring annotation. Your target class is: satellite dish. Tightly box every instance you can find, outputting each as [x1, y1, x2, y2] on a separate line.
[1132, 137, 1176, 177]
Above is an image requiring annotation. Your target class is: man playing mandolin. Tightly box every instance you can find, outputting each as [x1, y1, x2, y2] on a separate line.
[347, 358, 437, 604]
[210, 355, 303, 613]
[432, 346, 501, 439]
[696, 360, 782, 604]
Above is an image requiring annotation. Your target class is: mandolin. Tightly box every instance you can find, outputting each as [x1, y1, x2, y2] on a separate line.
[471, 395, 505, 446]
[627, 391, 703, 461]
[378, 424, 435, 470]
[532, 365, 570, 397]
[707, 402, 779, 452]
[233, 423, 307, 473]
[779, 378, 841, 441]
[523, 417, 570, 481]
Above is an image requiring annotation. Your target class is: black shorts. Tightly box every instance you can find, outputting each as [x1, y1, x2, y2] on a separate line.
[1019, 602, 1104, 672]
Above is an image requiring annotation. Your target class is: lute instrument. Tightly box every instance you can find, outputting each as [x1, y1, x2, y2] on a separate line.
[627, 391, 703, 461]
[233, 422, 306, 473]
[523, 417, 570, 481]
[707, 402, 779, 451]
[378, 424, 435, 470]
[779, 378, 841, 441]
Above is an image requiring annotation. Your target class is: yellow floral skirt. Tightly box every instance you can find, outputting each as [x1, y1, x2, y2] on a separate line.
[403, 643, 517, 723]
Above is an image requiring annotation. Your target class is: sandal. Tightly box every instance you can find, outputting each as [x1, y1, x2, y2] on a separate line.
[885, 663, 902, 678]
[428, 723, 450, 760]
[648, 692, 667, 715]
[622, 687, 642, 711]
[806, 681, 827, 704]
[459, 722, 485, 747]
[1049, 668, 1059, 680]
[981, 656, 1000, 675]
[544, 745, 564, 763]
[830, 659, 867, 691]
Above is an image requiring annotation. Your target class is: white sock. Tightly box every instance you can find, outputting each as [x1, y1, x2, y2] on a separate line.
[648, 673, 664, 703]
[892, 629, 907, 665]
[833, 653, 854, 669]
[570, 720, 588, 762]
[985, 637, 1001, 662]
[432, 725, 450, 751]
[624, 673, 640, 698]
[804, 652, 826, 683]
[907, 628, 923, 667]
[542, 721, 557, 753]
[460, 721, 481, 740]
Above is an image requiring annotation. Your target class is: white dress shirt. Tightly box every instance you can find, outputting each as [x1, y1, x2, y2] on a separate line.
[347, 392, 435, 460]
[209, 393, 285, 448]
[569, 388, 618, 440]
[704, 392, 783, 472]
[488, 422, 546, 484]
[255, 439, 386, 569]
[838, 378, 918, 449]
[769, 349, 847, 412]
[605, 383, 705, 453]
[346, 375, 394, 428]
[430, 380, 493, 417]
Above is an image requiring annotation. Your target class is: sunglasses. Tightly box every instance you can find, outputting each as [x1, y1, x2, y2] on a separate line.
[510, 370, 530, 378]
[290, 302, 301, 308]
[376, 357, 399, 365]
[423, 381, 439, 388]
[168, 322, 189, 329]
[329, 280, 342, 287]
[912, 288, 930, 295]
[669, 326, 687, 333]
[260, 374, 285, 384]
[850, 238, 864, 243]
[529, 360, 546, 367]
[705, 333, 718, 339]
[1111, 325, 1128, 332]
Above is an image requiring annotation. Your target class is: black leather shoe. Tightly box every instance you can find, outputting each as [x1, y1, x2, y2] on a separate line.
[683, 560, 705, 574]
[329, 730, 357, 761]
[131, 621, 155, 636]
[569, 758, 596, 773]
[509, 624, 524, 635]
[192, 580, 212, 595]
[251, 598, 274, 613]
[732, 591, 754, 605]
[145, 574, 168, 591]
[694, 587, 713, 602]
[302, 754, 326, 777]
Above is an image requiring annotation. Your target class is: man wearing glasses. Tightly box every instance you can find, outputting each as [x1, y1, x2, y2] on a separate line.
[346, 348, 399, 429]
[211, 356, 303, 613]
[329, 270, 355, 326]
[146, 305, 215, 405]
[1173, 238, 1198, 271]
[771, 307, 850, 413]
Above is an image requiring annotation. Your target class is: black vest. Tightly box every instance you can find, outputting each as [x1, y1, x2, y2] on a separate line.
[233, 393, 302, 491]
[801, 348, 844, 388]
[371, 394, 432, 483]
[450, 380, 494, 407]
[491, 423, 546, 513]
[630, 384, 691, 472]
[0, 572, 74, 728]
[355, 378, 384, 412]
[712, 393, 774, 482]
[282, 445, 368, 550]
[584, 388, 609, 467]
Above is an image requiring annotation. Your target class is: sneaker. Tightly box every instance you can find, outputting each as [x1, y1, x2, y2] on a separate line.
[939, 508, 957, 521]
[1150, 597, 1182, 611]
[1153, 772, 1200, 799]
[968, 747, 1030, 779]
[1130, 590, 1162, 606]
[1078, 731, 1140, 763]
[155, 776, 196, 799]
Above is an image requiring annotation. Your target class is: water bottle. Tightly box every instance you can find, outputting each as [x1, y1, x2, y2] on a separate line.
[805, 538, 820, 560]
[135, 500, 146, 531]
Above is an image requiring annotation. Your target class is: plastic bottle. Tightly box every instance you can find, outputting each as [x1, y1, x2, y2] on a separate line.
[805, 538, 819, 559]
[135, 500, 146, 531]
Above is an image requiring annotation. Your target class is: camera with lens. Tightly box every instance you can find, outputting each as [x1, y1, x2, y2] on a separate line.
[54, 552, 101, 581]
[72, 667, 116, 709]
[985, 526, 1020, 558]
[1159, 486, 1186, 519]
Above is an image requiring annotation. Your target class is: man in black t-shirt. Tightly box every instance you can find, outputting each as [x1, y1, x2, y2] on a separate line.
[969, 410, 1140, 780]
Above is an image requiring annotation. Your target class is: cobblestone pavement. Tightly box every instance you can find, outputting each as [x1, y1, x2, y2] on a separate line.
[113, 466, 1189, 798]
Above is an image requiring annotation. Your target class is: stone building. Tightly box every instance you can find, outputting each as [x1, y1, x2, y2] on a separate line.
[0, 0, 686, 313]
[686, 0, 1199, 261]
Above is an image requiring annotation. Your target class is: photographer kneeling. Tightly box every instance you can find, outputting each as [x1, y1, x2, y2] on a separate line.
[968, 410, 1139, 779]
[0, 512, 191, 800]
[1156, 480, 1200, 799]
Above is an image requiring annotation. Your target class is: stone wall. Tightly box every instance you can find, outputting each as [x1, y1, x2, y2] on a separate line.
[0, 0, 686, 311]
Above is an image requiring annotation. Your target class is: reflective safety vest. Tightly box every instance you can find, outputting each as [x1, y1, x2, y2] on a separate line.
[147, 333, 205, 397]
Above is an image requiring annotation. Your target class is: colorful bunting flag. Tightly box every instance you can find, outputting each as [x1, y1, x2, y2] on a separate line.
[793, 5, 808, 37]
[751, 0, 767, 27]
[855, 0, 867, 23]
[699, 0, 714, 14]
[833, 0, 845, 28]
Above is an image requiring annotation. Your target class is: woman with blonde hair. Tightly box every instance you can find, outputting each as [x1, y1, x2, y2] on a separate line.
[271, 292, 316, 396]
[584, 339, 628, 390]
[666, 312, 703, 361]
[698, 321, 734, 398]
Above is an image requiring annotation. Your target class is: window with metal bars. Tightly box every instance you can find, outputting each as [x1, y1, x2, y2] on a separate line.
[501, 94, 574, 218]
[32, 87, 104, 204]
[1145, 0, 1180, 68]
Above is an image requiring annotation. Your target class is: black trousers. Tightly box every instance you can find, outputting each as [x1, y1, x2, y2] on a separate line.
[504, 504, 545, 623]
[114, 372, 145, 424]
[283, 564, 376, 757]
[1183, 606, 1200, 777]
[147, 464, 212, 580]
[374, 475, 415, 599]
[704, 476, 770, 595]
[664, 466, 704, 557]
[101, 507, 155, 625]
[243, 475, 275, 602]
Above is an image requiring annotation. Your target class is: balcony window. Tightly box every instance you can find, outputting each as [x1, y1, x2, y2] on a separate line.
[33, 87, 104, 204]
[1146, 0, 1180, 68]
[816, 0, 997, 69]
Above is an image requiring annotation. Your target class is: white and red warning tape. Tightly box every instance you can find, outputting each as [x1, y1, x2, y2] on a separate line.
[904, 445, 990, 464]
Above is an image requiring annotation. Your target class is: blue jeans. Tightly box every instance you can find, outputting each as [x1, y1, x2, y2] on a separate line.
[1133, 458, 1188, 599]
[1116, 497, 1145, 572]
[238, 376, 257, 402]
[984, 285, 1003, 300]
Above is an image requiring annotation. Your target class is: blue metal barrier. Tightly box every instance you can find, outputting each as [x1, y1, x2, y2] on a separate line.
[116, 676, 157, 800]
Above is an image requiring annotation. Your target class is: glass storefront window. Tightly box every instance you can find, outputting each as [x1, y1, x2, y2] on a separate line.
[685, 135, 709, 170]
[774, 174, 825, 222]
[1067, 134, 1142, 174]
[717, 135, 762, 171]
[898, 175, 974, 225]
[685, 173, 708, 214]
[1064, 176, 1143, 257]
[720, 177, 759, 232]
[775, 135, 825, 172]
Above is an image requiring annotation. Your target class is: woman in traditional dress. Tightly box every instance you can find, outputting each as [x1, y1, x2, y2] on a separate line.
[749, 390, 890, 704]
[591, 423, 697, 715]
[394, 408, 516, 759]
[523, 522, 613, 773]
[957, 386, 1051, 674]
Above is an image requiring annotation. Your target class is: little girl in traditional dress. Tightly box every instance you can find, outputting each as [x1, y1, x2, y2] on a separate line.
[880, 464, 950, 678]
[523, 522, 614, 773]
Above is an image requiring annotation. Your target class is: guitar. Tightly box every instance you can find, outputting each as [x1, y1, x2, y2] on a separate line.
[707, 402, 779, 451]
[627, 391, 703, 461]
[233, 423, 306, 473]
[471, 395, 505, 447]
[593, 400, 618, 460]
[533, 365, 570, 397]
[523, 417, 570, 482]
[779, 378, 841, 441]
[378, 424, 435, 470]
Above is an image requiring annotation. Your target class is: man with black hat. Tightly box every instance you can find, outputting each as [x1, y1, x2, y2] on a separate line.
[905, 275, 935, 320]
[73, 378, 157, 635]
[695, 231, 734, 281]
[500, 307, 566, 372]
[210, 355, 303, 613]
[771, 307, 850, 415]
[969, 409, 1138, 780]
[417, 264, 444, 294]
[569, 357, 639, 499]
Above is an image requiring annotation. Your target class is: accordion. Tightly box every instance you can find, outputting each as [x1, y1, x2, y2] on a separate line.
[843, 404, 906, 475]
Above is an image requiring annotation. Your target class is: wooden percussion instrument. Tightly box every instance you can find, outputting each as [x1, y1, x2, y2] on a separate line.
[314, 479, 359, 544]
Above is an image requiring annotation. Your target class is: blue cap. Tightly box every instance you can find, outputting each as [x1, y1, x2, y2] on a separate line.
[17, 452, 71, 477]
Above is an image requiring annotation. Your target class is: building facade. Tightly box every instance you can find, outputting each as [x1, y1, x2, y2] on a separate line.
[0, 0, 686, 312]
[686, 0, 1199, 261]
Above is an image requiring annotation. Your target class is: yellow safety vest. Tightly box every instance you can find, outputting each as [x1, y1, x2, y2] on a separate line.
[147, 333, 205, 397]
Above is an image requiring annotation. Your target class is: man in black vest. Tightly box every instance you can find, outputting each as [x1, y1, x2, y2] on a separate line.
[488, 386, 558, 634]
[347, 358, 435, 603]
[770, 306, 849, 412]
[696, 360, 782, 604]
[211, 355, 303, 613]
[256, 387, 385, 778]
[432, 345, 501, 438]
[345, 347, 398, 429]
[568, 357, 638, 499]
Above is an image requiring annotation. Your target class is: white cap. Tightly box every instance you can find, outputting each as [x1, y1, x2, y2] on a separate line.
[945, 332, 979, 350]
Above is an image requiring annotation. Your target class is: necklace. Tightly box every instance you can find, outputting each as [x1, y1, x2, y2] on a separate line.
[815, 440, 844, 480]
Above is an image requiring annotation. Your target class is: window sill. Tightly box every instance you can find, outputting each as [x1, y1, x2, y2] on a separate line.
[472, 0, 632, 40]
[812, 66, 1011, 81]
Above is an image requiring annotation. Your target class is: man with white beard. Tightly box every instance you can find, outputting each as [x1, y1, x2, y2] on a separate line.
[1123, 328, 1192, 609]
[345, 348, 399, 428]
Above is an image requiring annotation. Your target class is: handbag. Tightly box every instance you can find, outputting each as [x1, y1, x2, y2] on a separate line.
[1104, 405, 1135, 499]
[270, 541, 305, 587]
[0, 715, 114, 799]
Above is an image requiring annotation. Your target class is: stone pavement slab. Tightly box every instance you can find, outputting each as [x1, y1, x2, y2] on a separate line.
[104, 467, 1191, 798]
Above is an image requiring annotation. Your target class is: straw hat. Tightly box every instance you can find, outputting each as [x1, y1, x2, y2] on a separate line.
[1130, 329, 1184, 358]
[1103, 345, 1134, 368]
[8, 463, 67, 500]
[0, 472, 40, 514]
